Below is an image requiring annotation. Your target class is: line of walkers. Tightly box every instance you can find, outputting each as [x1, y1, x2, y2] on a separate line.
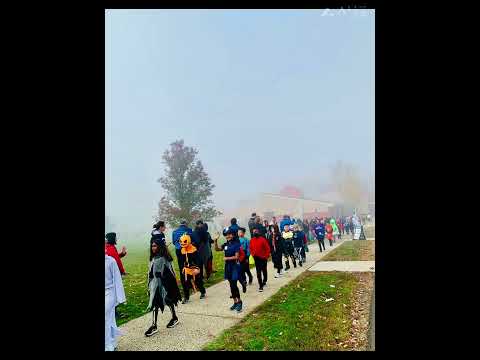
[105, 213, 356, 350]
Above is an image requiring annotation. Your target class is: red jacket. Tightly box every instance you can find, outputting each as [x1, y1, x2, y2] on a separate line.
[105, 244, 125, 274]
[249, 236, 271, 260]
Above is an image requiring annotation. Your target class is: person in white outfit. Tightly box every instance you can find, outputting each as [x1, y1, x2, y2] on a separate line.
[105, 253, 126, 351]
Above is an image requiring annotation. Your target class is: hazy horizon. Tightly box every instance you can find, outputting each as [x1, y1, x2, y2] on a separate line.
[106, 9, 375, 235]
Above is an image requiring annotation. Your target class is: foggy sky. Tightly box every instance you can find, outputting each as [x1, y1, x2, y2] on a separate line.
[105, 9, 375, 233]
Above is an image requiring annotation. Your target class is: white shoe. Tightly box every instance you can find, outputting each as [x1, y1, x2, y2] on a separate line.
[275, 273, 281, 278]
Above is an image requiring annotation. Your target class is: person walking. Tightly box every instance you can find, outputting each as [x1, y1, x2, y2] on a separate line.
[249, 229, 271, 292]
[213, 229, 244, 312]
[105, 250, 126, 351]
[270, 224, 284, 277]
[238, 227, 253, 286]
[314, 219, 326, 252]
[144, 237, 182, 336]
[194, 220, 212, 282]
[331, 218, 340, 243]
[178, 232, 206, 302]
[293, 224, 305, 266]
[105, 232, 127, 275]
[172, 220, 197, 302]
[326, 220, 334, 247]
[281, 224, 296, 270]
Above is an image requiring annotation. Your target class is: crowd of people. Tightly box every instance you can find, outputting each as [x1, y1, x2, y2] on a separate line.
[104, 211, 366, 351]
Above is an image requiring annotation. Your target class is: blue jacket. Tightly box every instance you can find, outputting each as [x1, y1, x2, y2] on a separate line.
[293, 231, 305, 247]
[228, 224, 240, 234]
[314, 223, 326, 239]
[172, 225, 198, 250]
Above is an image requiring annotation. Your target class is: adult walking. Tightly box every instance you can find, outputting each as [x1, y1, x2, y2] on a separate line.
[249, 229, 271, 292]
[213, 229, 244, 312]
[194, 220, 212, 281]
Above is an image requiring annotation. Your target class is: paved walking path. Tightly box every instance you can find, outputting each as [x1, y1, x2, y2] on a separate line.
[308, 261, 375, 272]
[116, 237, 349, 351]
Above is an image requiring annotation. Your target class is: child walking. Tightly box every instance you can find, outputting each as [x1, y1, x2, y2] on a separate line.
[249, 230, 271, 292]
[238, 227, 253, 286]
[105, 251, 126, 351]
[270, 225, 284, 278]
[326, 220, 334, 247]
[214, 229, 244, 312]
[314, 219, 326, 252]
[144, 237, 182, 336]
[282, 224, 296, 271]
[293, 225, 305, 267]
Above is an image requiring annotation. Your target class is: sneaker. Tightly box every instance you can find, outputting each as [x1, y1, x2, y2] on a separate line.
[235, 302, 243, 312]
[275, 273, 281, 278]
[241, 281, 247, 293]
[166, 318, 179, 328]
[262, 282, 267, 287]
[248, 279, 253, 285]
[299, 261, 303, 267]
[258, 287, 264, 292]
[145, 325, 158, 337]
[230, 303, 237, 311]
[181, 298, 189, 305]
[199, 293, 206, 299]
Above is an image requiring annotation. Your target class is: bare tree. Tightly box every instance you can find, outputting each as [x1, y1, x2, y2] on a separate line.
[157, 140, 221, 227]
[330, 161, 365, 210]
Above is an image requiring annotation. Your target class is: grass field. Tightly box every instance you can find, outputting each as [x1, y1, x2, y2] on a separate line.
[321, 240, 375, 261]
[116, 238, 227, 326]
[203, 271, 368, 351]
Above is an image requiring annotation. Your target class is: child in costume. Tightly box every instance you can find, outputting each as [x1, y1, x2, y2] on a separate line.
[331, 218, 340, 243]
[281, 224, 296, 270]
[178, 232, 206, 302]
[144, 237, 182, 336]
[326, 220, 334, 246]
[105, 251, 126, 351]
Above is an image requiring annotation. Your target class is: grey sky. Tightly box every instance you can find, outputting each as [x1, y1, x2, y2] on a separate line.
[105, 9, 375, 232]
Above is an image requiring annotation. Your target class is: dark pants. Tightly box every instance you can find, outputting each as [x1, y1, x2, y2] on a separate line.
[317, 237, 326, 251]
[272, 249, 283, 273]
[284, 242, 296, 269]
[176, 249, 205, 299]
[254, 257, 268, 287]
[240, 259, 253, 283]
[229, 279, 240, 299]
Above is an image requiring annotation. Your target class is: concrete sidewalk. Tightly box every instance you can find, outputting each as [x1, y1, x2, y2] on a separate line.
[308, 261, 375, 272]
[116, 238, 349, 351]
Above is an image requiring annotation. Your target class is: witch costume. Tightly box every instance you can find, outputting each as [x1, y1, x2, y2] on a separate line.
[144, 238, 182, 336]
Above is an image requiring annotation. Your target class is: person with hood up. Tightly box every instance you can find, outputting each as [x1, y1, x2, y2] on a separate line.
[194, 220, 212, 281]
[292, 224, 305, 266]
[178, 232, 206, 303]
[144, 237, 182, 336]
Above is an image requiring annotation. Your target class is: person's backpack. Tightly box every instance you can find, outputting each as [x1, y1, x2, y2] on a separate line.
[238, 245, 246, 263]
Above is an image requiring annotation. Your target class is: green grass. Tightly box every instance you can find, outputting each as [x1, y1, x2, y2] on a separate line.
[203, 271, 360, 351]
[321, 240, 375, 261]
[116, 239, 227, 326]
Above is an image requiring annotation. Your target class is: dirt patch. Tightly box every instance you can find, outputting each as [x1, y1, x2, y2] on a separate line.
[344, 273, 374, 350]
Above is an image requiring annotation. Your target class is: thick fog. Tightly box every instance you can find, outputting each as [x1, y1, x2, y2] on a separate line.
[105, 9, 375, 238]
